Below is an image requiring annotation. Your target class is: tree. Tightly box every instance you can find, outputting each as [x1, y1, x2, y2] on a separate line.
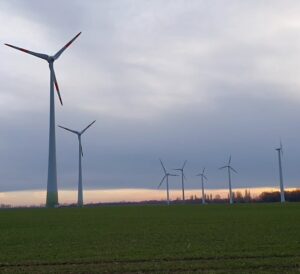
[259, 191, 280, 202]
[214, 194, 221, 200]
[235, 191, 243, 203]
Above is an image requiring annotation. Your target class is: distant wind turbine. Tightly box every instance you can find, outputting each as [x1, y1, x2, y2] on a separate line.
[275, 141, 285, 203]
[219, 156, 237, 204]
[158, 159, 178, 205]
[173, 160, 187, 202]
[5, 32, 81, 207]
[58, 120, 96, 207]
[196, 168, 207, 204]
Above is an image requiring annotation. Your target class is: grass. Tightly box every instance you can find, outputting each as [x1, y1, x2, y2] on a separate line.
[0, 203, 299, 273]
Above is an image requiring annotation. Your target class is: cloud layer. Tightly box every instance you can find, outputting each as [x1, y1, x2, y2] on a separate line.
[1, 0, 300, 192]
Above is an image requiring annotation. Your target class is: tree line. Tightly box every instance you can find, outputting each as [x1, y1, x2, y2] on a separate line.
[184, 189, 300, 203]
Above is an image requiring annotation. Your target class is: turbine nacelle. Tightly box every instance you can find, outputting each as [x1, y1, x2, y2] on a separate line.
[48, 56, 55, 63]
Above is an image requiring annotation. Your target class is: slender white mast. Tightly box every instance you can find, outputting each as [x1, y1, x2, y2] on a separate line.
[78, 136, 83, 206]
[173, 160, 187, 202]
[181, 172, 185, 202]
[220, 156, 237, 205]
[166, 175, 170, 205]
[47, 63, 58, 206]
[158, 159, 178, 205]
[276, 144, 285, 203]
[58, 120, 96, 207]
[196, 168, 207, 205]
[201, 175, 205, 204]
[228, 166, 233, 204]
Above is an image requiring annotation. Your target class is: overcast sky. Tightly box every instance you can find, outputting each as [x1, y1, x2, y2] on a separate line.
[1, 0, 300, 193]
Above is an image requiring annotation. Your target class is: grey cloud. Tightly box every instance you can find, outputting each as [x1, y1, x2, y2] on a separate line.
[1, 0, 300, 193]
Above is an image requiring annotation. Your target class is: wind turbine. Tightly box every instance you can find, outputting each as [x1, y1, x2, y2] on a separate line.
[275, 141, 285, 203]
[196, 168, 207, 204]
[158, 159, 178, 205]
[5, 32, 81, 207]
[58, 120, 96, 207]
[219, 156, 237, 204]
[173, 160, 187, 202]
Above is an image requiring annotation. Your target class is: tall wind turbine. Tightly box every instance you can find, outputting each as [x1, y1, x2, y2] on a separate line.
[275, 141, 285, 203]
[196, 168, 207, 204]
[158, 159, 178, 205]
[173, 160, 187, 202]
[219, 156, 237, 204]
[58, 120, 96, 207]
[5, 32, 81, 207]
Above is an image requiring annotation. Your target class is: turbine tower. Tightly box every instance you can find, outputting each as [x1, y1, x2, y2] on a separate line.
[158, 159, 178, 205]
[5, 32, 81, 207]
[173, 160, 187, 202]
[196, 168, 207, 204]
[219, 156, 237, 204]
[275, 141, 285, 203]
[58, 120, 96, 207]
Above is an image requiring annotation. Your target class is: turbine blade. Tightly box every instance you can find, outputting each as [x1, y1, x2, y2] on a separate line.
[183, 173, 187, 181]
[203, 167, 206, 174]
[58, 125, 79, 135]
[50, 66, 63, 105]
[230, 167, 238, 173]
[219, 166, 227, 170]
[169, 174, 179, 176]
[54, 32, 81, 60]
[228, 155, 232, 165]
[158, 175, 166, 188]
[159, 159, 167, 174]
[81, 120, 96, 134]
[182, 160, 187, 169]
[173, 168, 181, 171]
[203, 175, 208, 180]
[4, 43, 48, 60]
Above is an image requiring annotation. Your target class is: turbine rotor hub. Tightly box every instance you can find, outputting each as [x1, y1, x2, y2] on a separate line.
[48, 56, 55, 63]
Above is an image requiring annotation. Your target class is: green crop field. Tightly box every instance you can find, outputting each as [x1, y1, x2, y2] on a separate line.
[0, 203, 299, 273]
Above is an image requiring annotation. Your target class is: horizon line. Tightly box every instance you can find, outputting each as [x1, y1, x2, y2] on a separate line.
[1, 187, 299, 207]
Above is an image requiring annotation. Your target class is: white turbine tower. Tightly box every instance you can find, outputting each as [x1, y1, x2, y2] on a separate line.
[219, 156, 237, 204]
[5, 32, 81, 207]
[58, 120, 96, 207]
[196, 168, 207, 204]
[158, 159, 178, 205]
[275, 141, 285, 203]
[173, 160, 187, 202]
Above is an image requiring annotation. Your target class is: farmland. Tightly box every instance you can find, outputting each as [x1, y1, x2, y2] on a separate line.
[0, 203, 299, 273]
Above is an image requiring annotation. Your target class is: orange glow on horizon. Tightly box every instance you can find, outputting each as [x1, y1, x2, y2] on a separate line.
[0, 187, 298, 207]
